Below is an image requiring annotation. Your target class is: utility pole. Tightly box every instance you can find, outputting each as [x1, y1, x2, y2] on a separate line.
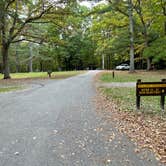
[28, 43, 33, 72]
[128, 0, 135, 72]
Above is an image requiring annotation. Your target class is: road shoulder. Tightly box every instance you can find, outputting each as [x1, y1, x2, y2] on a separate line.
[94, 72, 166, 165]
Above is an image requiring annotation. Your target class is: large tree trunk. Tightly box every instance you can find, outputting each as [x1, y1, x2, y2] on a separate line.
[2, 44, 11, 79]
[134, 0, 151, 70]
[128, 0, 135, 72]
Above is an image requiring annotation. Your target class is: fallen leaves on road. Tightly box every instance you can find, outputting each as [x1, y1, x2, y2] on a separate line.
[108, 133, 115, 142]
[95, 92, 166, 164]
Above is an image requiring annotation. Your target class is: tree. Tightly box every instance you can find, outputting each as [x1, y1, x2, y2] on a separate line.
[128, 0, 135, 72]
[42, 3, 97, 71]
[0, 0, 53, 79]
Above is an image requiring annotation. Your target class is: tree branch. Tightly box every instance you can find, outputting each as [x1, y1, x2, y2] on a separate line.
[11, 5, 52, 41]
[6, 0, 16, 10]
[108, 0, 129, 17]
[9, 0, 18, 41]
[12, 38, 43, 44]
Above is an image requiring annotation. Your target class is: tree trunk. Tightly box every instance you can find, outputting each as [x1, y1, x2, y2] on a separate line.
[28, 43, 33, 72]
[134, 0, 151, 70]
[164, 21, 166, 35]
[108, 54, 111, 69]
[147, 57, 151, 70]
[145, 38, 151, 70]
[102, 54, 105, 70]
[40, 61, 43, 72]
[128, 0, 135, 72]
[15, 43, 20, 73]
[2, 44, 11, 79]
[161, 1, 166, 35]
[0, 4, 10, 79]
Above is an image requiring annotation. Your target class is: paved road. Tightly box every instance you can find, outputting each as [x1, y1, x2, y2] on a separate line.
[0, 71, 164, 166]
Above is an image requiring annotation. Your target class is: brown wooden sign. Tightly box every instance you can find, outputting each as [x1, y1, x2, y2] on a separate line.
[136, 79, 166, 110]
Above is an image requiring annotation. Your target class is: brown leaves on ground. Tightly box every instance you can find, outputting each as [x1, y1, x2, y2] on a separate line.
[95, 92, 166, 164]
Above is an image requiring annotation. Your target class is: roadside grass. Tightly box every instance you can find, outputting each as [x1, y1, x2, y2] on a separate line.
[0, 71, 85, 93]
[99, 70, 166, 115]
[0, 86, 22, 93]
[100, 70, 166, 82]
[0, 71, 85, 79]
[98, 71, 166, 163]
[102, 87, 162, 115]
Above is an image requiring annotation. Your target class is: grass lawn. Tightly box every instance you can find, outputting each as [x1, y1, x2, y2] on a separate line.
[98, 71, 166, 163]
[102, 87, 162, 114]
[100, 70, 166, 82]
[99, 70, 166, 115]
[0, 71, 85, 93]
[0, 71, 85, 79]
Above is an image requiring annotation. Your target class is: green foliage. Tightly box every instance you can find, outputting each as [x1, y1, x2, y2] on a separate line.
[93, 1, 165, 69]
[1, 0, 166, 75]
[143, 37, 166, 63]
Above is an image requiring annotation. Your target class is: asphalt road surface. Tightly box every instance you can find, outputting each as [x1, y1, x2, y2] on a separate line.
[0, 71, 164, 166]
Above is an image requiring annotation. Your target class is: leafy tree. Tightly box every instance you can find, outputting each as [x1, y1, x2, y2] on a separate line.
[0, 0, 75, 78]
[0, 0, 53, 78]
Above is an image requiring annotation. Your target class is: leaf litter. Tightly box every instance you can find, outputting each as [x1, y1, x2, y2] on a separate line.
[95, 91, 166, 164]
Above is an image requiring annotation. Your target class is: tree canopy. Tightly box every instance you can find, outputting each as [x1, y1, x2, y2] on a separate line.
[0, 0, 165, 78]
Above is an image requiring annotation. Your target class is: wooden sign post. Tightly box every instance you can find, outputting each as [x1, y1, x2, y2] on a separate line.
[136, 79, 166, 111]
[112, 71, 115, 79]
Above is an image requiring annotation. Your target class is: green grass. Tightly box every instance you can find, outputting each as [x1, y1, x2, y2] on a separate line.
[0, 86, 21, 93]
[0, 71, 85, 79]
[0, 71, 85, 93]
[102, 87, 162, 114]
[100, 70, 166, 82]
[100, 70, 166, 115]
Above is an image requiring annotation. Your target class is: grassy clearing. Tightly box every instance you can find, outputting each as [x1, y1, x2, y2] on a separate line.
[100, 70, 166, 82]
[99, 70, 166, 115]
[0, 71, 85, 93]
[0, 86, 22, 93]
[0, 71, 85, 79]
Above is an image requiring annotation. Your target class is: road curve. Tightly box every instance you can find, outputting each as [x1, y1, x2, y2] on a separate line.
[0, 71, 164, 166]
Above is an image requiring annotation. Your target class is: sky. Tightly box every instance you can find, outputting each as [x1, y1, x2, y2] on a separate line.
[46, 0, 107, 8]
[79, 0, 107, 8]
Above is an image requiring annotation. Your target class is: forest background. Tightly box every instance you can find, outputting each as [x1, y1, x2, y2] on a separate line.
[0, 0, 165, 79]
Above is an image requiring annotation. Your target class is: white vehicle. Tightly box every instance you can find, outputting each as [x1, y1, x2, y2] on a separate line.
[115, 64, 130, 70]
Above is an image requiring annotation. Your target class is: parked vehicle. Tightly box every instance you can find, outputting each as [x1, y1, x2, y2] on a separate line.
[115, 64, 130, 70]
